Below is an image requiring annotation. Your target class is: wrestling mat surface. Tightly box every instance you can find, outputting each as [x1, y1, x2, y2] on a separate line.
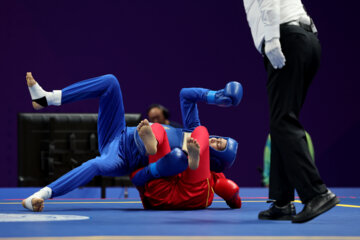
[0, 187, 359, 239]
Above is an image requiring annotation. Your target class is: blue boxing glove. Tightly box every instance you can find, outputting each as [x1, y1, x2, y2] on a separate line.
[207, 81, 243, 107]
[224, 81, 243, 106]
[206, 89, 232, 107]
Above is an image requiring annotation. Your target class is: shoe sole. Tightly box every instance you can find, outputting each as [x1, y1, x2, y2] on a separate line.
[292, 196, 340, 223]
[259, 215, 293, 221]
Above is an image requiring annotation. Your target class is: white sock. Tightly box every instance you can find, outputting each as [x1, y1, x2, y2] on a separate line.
[23, 187, 52, 211]
[28, 83, 62, 106]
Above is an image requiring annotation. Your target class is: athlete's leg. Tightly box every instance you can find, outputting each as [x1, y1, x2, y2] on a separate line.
[26, 73, 126, 153]
[24, 74, 129, 211]
[182, 126, 210, 182]
[148, 123, 171, 163]
[62, 74, 126, 152]
[22, 138, 126, 211]
[131, 123, 188, 186]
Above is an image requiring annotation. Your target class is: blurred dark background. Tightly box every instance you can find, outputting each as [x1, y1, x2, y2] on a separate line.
[0, 0, 359, 187]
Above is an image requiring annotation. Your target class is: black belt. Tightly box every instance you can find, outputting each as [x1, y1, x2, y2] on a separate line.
[261, 18, 318, 55]
[281, 19, 318, 36]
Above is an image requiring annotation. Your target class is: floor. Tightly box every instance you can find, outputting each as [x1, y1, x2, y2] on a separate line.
[0, 187, 359, 239]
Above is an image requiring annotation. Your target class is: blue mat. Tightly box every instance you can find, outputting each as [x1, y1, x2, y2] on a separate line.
[0, 187, 359, 239]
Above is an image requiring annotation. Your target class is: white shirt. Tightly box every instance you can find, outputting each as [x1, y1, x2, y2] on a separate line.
[243, 0, 308, 53]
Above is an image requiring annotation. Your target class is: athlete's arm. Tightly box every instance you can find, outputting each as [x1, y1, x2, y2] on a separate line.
[179, 82, 243, 131]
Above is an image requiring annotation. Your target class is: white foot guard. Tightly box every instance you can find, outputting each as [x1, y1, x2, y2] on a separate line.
[22, 187, 52, 212]
[26, 72, 62, 110]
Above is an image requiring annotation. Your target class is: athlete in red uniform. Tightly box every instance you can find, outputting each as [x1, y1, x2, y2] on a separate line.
[131, 122, 241, 210]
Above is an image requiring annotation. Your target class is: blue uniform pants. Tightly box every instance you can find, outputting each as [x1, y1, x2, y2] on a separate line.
[48, 74, 128, 197]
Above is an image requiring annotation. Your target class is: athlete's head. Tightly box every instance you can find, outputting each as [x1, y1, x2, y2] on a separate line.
[209, 136, 238, 172]
[147, 104, 170, 125]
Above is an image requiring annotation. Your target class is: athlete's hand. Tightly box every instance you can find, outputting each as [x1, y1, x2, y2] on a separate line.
[224, 81, 243, 106]
[210, 89, 232, 107]
[207, 81, 243, 107]
[214, 178, 242, 208]
[264, 38, 286, 69]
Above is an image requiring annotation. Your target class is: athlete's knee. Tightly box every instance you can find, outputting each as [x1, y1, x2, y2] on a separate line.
[151, 123, 166, 144]
[82, 158, 102, 175]
[193, 126, 209, 138]
[102, 74, 120, 89]
[151, 122, 164, 130]
[151, 123, 165, 134]
[192, 126, 209, 153]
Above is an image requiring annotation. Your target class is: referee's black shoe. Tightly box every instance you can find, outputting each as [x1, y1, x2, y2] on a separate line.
[292, 189, 340, 223]
[258, 202, 296, 220]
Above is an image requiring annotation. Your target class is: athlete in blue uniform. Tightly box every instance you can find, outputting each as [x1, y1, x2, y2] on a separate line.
[23, 72, 242, 212]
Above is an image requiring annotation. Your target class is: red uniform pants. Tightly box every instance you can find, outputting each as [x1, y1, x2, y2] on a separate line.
[142, 123, 216, 209]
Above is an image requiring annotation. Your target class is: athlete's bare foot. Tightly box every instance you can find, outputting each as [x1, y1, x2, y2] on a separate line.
[22, 197, 44, 212]
[137, 119, 157, 155]
[26, 72, 36, 87]
[26, 72, 44, 110]
[187, 137, 200, 170]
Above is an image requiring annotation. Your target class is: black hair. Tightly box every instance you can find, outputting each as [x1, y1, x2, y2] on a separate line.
[147, 103, 170, 119]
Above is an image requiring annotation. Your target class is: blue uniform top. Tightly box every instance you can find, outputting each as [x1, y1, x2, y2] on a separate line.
[119, 87, 209, 174]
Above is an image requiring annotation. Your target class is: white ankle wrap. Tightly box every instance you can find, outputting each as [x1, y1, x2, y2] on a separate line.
[48, 90, 62, 106]
[23, 187, 52, 211]
[28, 83, 62, 106]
